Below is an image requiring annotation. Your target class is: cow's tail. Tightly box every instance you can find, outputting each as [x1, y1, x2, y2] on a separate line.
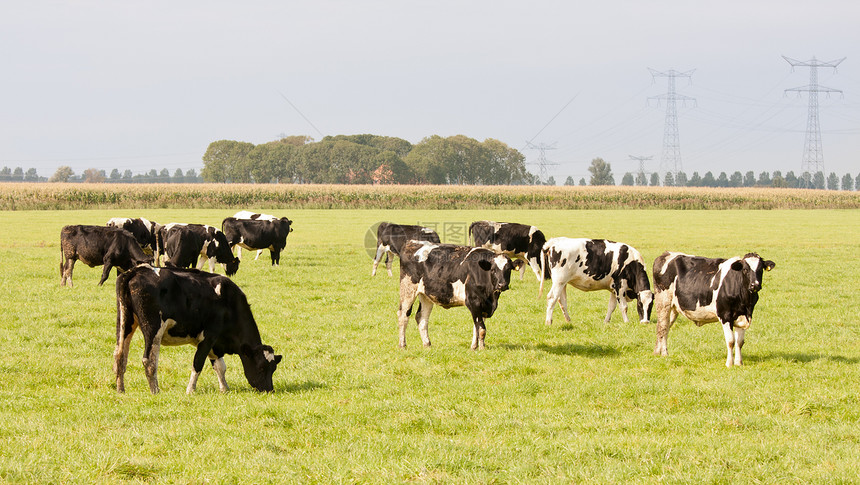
[114, 270, 134, 347]
[538, 246, 546, 299]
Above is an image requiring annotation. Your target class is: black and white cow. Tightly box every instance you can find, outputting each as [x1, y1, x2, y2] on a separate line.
[106, 217, 159, 254]
[469, 220, 547, 281]
[221, 216, 293, 265]
[397, 241, 521, 349]
[60, 225, 153, 287]
[652, 251, 775, 367]
[158, 223, 240, 276]
[371, 222, 441, 276]
[230, 211, 288, 261]
[539, 238, 653, 326]
[114, 265, 282, 394]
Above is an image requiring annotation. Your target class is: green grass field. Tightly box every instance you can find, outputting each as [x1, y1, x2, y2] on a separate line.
[1, 208, 858, 483]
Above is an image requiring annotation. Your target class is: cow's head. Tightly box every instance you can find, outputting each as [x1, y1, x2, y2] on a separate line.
[240, 344, 282, 392]
[211, 231, 241, 276]
[742, 253, 775, 293]
[280, 217, 294, 233]
[477, 254, 522, 294]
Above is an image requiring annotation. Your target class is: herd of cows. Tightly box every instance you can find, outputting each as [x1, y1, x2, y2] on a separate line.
[57, 213, 775, 394]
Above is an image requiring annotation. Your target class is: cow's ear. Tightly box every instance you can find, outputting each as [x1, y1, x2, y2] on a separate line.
[730, 261, 744, 271]
[478, 260, 492, 271]
[274, 355, 283, 365]
[764, 260, 775, 271]
[511, 259, 524, 270]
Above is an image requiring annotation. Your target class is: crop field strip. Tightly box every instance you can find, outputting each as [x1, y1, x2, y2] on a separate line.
[1, 182, 859, 210]
[0, 206, 858, 482]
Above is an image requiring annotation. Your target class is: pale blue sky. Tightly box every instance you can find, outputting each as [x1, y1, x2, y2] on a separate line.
[2, 0, 858, 181]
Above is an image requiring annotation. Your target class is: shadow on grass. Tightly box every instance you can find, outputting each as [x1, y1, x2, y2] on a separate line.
[499, 342, 622, 358]
[277, 380, 327, 394]
[747, 352, 860, 364]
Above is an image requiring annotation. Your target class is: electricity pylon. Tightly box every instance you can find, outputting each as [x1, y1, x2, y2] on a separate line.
[648, 68, 696, 181]
[783, 55, 845, 188]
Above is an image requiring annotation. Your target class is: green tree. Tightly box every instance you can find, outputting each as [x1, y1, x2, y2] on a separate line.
[716, 172, 729, 187]
[649, 172, 660, 186]
[840, 173, 853, 191]
[785, 171, 798, 188]
[588, 158, 614, 186]
[621, 172, 634, 186]
[688, 172, 702, 186]
[173, 169, 184, 183]
[24, 168, 39, 181]
[635, 172, 648, 186]
[49, 166, 74, 183]
[702, 171, 716, 187]
[813, 171, 825, 189]
[757, 171, 771, 187]
[729, 171, 743, 187]
[201, 140, 255, 183]
[0, 167, 10, 181]
[826, 172, 839, 190]
[82, 168, 105, 183]
[564, 176, 575, 186]
[578, 178, 586, 186]
[743, 171, 756, 187]
[12, 167, 24, 182]
[663, 172, 674, 187]
[676, 171, 688, 186]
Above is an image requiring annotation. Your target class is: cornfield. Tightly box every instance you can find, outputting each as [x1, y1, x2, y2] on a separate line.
[1, 183, 858, 210]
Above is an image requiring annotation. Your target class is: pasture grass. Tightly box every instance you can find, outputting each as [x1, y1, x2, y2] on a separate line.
[0, 208, 858, 483]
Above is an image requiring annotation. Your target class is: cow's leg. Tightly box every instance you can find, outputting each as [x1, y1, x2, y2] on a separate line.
[140, 316, 167, 394]
[114, 308, 137, 393]
[558, 286, 572, 323]
[235, 246, 242, 259]
[61, 258, 76, 287]
[385, 252, 394, 277]
[270, 249, 280, 266]
[734, 327, 745, 367]
[618, 295, 631, 324]
[255, 249, 264, 261]
[208, 257, 217, 273]
[518, 260, 526, 280]
[654, 291, 675, 356]
[472, 316, 487, 350]
[397, 279, 418, 348]
[210, 355, 229, 392]
[604, 293, 619, 323]
[371, 245, 385, 276]
[98, 260, 114, 286]
[545, 281, 565, 326]
[187, 339, 216, 394]
[416, 294, 433, 347]
[721, 322, 736, 368]
[196, 252, 207, 270]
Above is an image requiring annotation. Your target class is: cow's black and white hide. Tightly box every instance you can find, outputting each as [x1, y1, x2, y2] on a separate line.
[539, 237, 653, 326]
[158, 223, 240, 276]
[60, 225, 153, 287]
[469, 220, 547, 281]
[371, 222, 441, 276]
[652, 251, 775, 367]
[230, 211, 290, 261]
[221, 216, 293, 265]
[397, 241, 521, 350]
[106, 217, 159, 254]
[113, 265, 282, 394]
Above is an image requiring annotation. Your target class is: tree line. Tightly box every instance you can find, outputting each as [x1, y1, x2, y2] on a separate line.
[199, 134, 534, 185]
[566, 158, 860, 191]
[0, 166, 203, 183]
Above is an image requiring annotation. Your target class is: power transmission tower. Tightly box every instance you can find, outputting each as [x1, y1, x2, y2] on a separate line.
[783, 55, 845, 188]
[648, 69, 696, 181]
[525, 141, 558, 183]
[629, 155, 653, 184]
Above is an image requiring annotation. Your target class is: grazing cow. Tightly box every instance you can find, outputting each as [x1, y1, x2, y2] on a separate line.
[371, 222, 441, 276]
[221, 216, 293, 265]
[113, 265, 282, 394]
[469, 220, 547, 281]
[60, 225, 153, 287]
[539, 238, 653, 326]
[397, 241, 521, 349]
[231, 211, 282, 260]
[106, 217, 159, 253]
[158, 223, 240, 276]
[652, 251, 775, 367]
